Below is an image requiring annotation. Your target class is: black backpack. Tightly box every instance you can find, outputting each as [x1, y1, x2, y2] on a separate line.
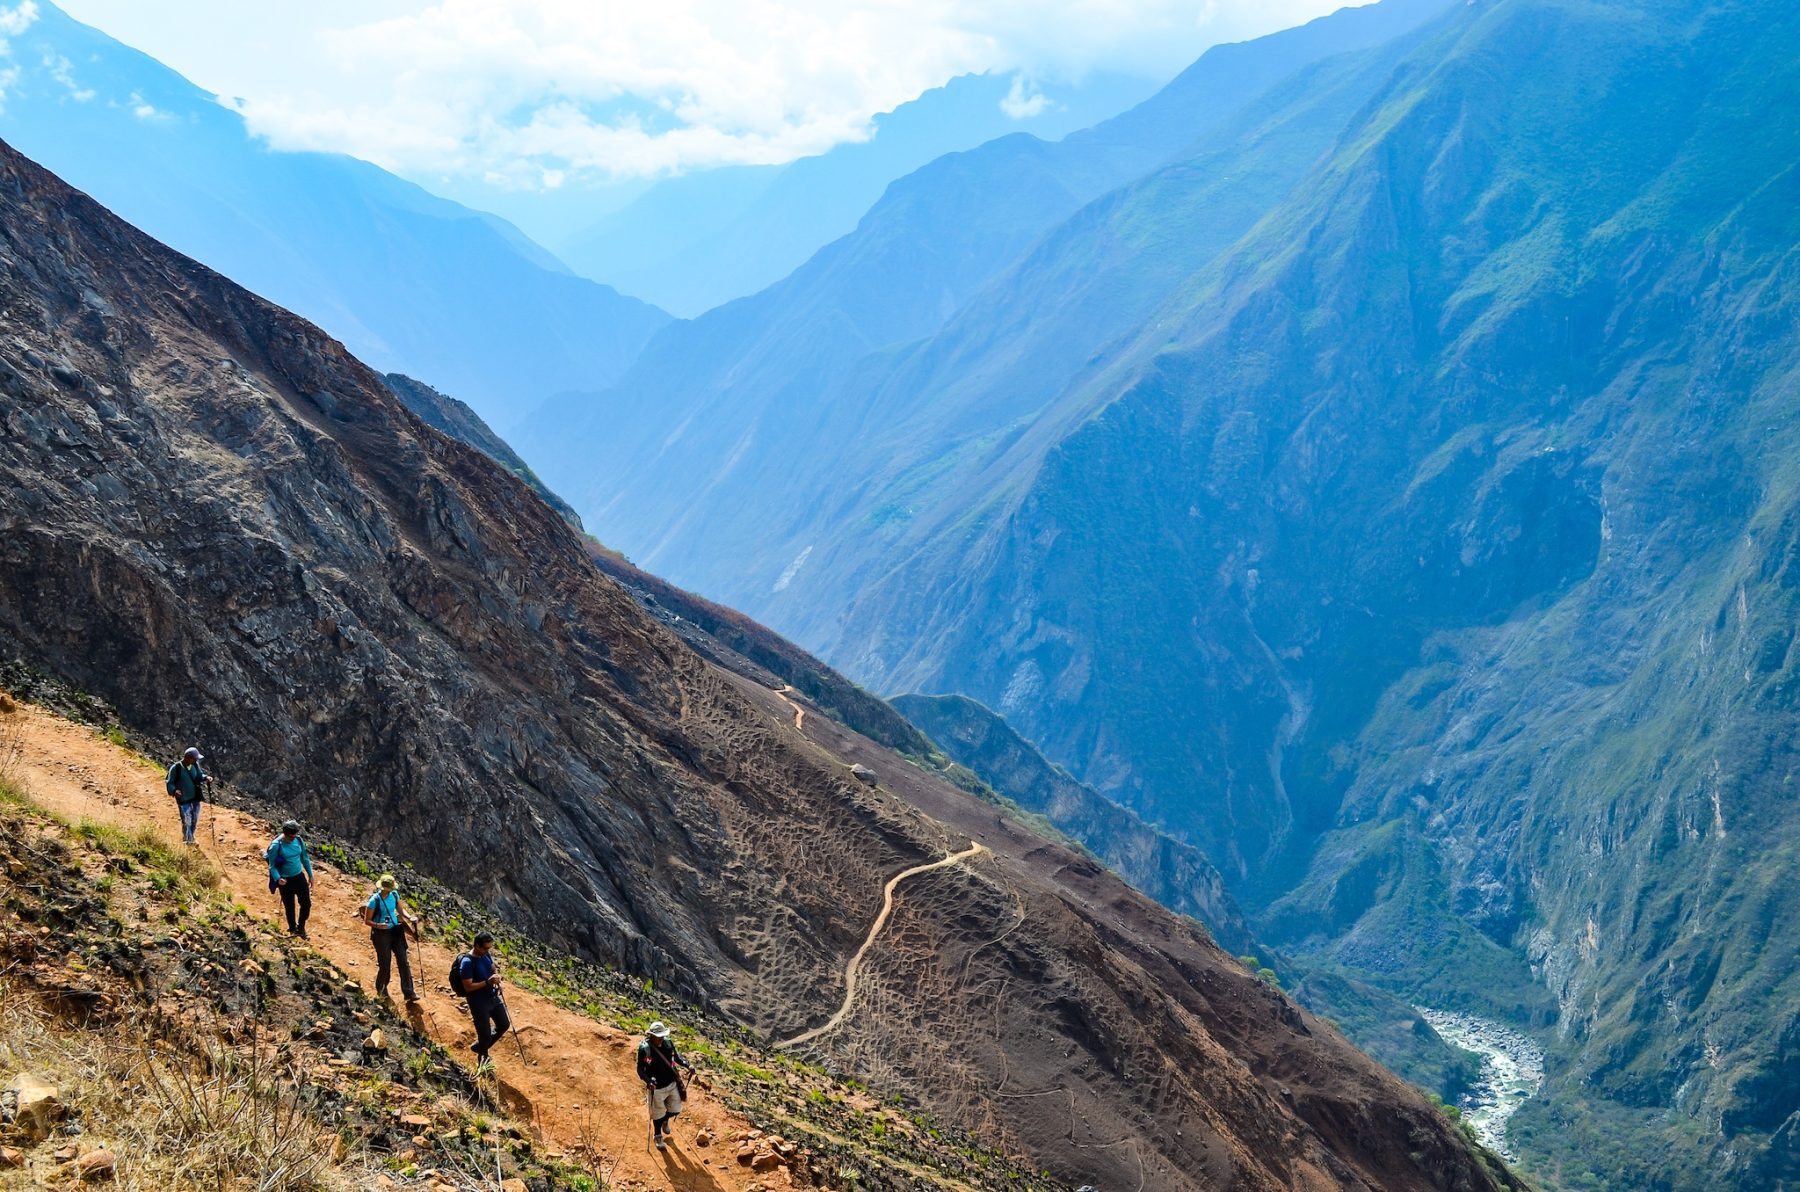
[448, 953, 471, 998]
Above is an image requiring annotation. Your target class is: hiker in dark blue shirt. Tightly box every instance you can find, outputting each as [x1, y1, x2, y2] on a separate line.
[164, 747, 210, 845]
[360, 872, 420, 1003]
[453, 932, 510, 1060]
[264, 820, 314, 938]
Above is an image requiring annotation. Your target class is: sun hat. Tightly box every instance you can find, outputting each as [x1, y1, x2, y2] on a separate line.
[378, 873, 396, 888]
[648, 1021, 671, 1039]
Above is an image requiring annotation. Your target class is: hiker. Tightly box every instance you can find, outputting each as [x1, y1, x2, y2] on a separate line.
[452, 932, 511, 1060]
[164, 746, 210, 845]
[637, 1021, 695, 1149]
[360, 872, 420, 1003]
[265, 819, 314, 938]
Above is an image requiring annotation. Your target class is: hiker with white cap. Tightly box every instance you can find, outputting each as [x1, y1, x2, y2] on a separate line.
[637, 1020, 695, 1149]
[264, 819, 314, 938]
[360, 872, 421, 1003]
[164, 747, 210, 845]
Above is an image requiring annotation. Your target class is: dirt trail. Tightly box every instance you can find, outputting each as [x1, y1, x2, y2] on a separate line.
[2, 701, 769, 1192]
[777, 844, 987, 1050]
[772, 686, 806, 732]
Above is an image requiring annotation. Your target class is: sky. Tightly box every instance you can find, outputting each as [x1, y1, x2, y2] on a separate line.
[55, 0, 1362, 192]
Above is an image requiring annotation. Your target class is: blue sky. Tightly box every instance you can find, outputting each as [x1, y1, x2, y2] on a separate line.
[53, 0, 1363, 190]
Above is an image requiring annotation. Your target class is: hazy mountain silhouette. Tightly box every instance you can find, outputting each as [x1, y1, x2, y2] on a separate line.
[0, 1, 668, 430]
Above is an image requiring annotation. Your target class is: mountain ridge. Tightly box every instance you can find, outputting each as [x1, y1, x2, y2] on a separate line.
[0, 0, 668, 431]
[0, 135, 1516, 1192]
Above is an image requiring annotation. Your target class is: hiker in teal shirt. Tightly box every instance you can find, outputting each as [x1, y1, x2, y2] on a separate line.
[360, 872, 420, 1003]
[265, 819, 314, 938]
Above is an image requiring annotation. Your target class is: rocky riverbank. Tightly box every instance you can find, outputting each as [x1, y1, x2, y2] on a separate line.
[1418, 1009, 1545, 1161]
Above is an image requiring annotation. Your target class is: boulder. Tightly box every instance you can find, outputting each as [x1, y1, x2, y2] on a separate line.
[751, 1148, 782, 1171]
[848, 764, 878, 786]
[7, 1073, 64, 1141]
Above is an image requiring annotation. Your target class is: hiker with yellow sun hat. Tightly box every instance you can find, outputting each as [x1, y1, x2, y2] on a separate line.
[359, 871, 421, 1003]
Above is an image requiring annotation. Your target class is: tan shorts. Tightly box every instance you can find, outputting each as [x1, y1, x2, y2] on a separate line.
[648, 1081, 684, 1120]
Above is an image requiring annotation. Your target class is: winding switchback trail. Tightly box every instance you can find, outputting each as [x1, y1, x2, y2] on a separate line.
[779, 842, 988, 1049]
[773, 684, 806, 730]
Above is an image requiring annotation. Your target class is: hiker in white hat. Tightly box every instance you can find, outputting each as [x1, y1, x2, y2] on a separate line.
[164, 746, 210, 845]
[636, 1021, 695, 1149]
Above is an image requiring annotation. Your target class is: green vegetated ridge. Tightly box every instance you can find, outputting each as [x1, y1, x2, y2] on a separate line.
[513, 0, 1800, 1187]
[842, 3, 1800, 1187]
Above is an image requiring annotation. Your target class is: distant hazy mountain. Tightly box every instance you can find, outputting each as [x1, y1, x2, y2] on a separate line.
[553, 71, 1158, 316]
[0, 1, 668, 430]
[519, 0, 1455, 597]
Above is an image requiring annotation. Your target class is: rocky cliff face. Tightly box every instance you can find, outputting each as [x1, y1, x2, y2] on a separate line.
[0, 140, 1515, 1191]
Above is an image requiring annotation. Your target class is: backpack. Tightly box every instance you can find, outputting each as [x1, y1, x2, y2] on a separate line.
[449, 953, 472, 998]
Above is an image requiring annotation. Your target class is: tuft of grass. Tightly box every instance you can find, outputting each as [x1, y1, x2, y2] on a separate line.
[72, 818, 221, 890]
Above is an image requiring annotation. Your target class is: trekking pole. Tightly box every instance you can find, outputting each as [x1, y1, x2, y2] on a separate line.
[496, 984, 529, 1063]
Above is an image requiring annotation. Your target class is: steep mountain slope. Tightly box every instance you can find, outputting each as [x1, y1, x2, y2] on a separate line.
[339, 385, 1484, 1105]
[0, 1, 668, 430]
[698, 0, 1799, 1187]
[382, 372, 583, 529]
[557, 70, 1157, 316]
[0, 142, 1515, 1191]
[518, 0, 1457, 542]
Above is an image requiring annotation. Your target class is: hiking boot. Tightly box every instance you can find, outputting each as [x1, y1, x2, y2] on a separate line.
[655, 1137, 668, 1150]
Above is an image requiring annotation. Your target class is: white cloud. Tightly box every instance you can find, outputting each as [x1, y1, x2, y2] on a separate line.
[1000, 74, 1051, 120]
[126, 89, 166, 120]
[59, 0, 1362, 184]
[0, 1, 36, 38]
[0, 0, 35, 110]
[43, 50, 94, 100]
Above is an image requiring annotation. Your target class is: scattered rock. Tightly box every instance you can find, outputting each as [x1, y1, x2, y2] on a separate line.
[399, 1113, 432, 1129]
[7, 1073, 65, 1141]
[53, 1144, 78, 1162]
[363, 1028, 387, 1052]
[848, 763, 878, 786]
[75, 1149, 116, 1181]
[694, 1129, 713, 1147]
[502, 1180, 529, 1192]
[0, 1146, 22, 1168]
[737, 1145, 757, 1165]
[751, 1148, 782, 1171]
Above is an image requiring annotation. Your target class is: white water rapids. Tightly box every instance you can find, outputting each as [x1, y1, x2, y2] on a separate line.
[1417, 1008, 1545, 1161]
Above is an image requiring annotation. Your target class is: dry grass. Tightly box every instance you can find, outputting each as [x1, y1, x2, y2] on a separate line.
[0, 706, 23, 792]
[0, 980, 373, 1190]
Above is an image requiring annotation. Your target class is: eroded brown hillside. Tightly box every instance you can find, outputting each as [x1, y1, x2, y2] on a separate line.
[0, 138, 1515, 1191]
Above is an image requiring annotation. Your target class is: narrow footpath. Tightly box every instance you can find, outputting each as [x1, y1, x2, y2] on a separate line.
[5, 700, 770, 1192]
[778, 844, 987, 1050]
